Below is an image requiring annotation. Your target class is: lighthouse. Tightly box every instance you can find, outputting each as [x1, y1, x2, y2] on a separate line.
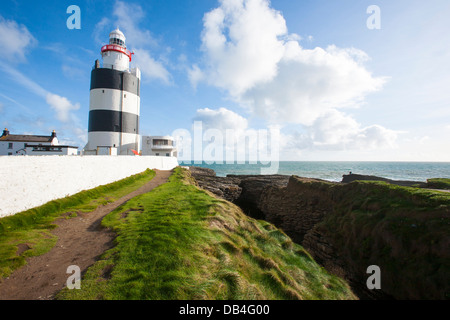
[84, 28, 141, 155]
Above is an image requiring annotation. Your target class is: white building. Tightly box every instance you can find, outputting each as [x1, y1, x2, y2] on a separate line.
[142, 136, 177, 157]
[84, 28, 141, 155]
[0, 129, 78, 156]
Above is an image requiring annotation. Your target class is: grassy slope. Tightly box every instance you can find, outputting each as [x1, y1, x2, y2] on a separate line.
[320, 180, 450, 299]
[427, 178, 450, 190]
[58, 167, 356, 300]
[0, 169, 156, 279]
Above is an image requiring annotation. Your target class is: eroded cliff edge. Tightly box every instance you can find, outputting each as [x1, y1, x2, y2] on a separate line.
[189, 167, 450, 300]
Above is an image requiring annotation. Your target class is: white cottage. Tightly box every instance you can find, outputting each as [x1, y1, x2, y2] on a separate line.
[0, 129, 78, 156]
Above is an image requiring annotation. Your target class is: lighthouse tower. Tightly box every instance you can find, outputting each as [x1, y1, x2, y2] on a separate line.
[84, 28, 141, 155]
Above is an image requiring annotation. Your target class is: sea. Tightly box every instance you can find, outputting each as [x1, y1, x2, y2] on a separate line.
[180, 161, 450, 182]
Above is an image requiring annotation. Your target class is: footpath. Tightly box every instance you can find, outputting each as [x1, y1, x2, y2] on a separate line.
[0, 170, 172, 300]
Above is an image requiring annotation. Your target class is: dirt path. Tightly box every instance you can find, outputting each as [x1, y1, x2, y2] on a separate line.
[0, 169, 172, 300]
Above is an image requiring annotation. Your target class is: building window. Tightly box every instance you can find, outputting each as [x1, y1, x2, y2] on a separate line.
[153, 139, 171, 146]
[166, 153, 170, 157]
[8, 143, 13, 149]
[8, 152, 12, 155]
[156, 153, 159, 156]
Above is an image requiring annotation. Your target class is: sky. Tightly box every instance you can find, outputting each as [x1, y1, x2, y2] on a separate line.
[1, 0, 449, 162]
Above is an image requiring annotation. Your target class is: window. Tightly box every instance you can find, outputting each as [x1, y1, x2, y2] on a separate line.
[110, 38, 125, 46]
[153, 139, 170, 146]
[8, 143, 13, 149]
[166, 153, 170, 157]
[8, 152, 12, 155]
[156, 153, 159, 156]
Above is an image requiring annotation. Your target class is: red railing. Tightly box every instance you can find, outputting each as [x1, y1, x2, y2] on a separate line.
[101, 45, 134, 61]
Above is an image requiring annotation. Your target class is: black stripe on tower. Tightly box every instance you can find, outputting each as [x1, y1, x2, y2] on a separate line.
[90, 68, 140, 96]
[88, 110, 139, 134]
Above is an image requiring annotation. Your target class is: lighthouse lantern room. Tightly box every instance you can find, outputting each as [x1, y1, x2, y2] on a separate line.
[84, 28, 141, 156]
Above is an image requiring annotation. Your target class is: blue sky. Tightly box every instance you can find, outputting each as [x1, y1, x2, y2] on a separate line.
[1, 0, 449, 161]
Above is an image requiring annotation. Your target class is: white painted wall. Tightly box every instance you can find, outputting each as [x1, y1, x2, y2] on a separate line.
[0, 155, 178, 218]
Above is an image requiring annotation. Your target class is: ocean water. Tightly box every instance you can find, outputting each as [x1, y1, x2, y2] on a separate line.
[180, 161, 450, 182]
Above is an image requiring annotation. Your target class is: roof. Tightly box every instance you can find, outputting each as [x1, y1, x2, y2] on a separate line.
[25, 144, 78, 149]
[109, 28, 125, 40]
[0, 134, 55, 143]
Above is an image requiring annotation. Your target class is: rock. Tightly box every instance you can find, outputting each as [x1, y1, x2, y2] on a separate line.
[232, 175, 290, 219]
[188, 166, 450, 300]
[259, 176, 335, 243]
[188, 167, 242, 202]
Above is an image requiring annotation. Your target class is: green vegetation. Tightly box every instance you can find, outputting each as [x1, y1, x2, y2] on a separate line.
[0, 169, 156, 279]
[58, 167, 356, 300]
[320, 180, 450, 299]
[427, 178, 450, 190]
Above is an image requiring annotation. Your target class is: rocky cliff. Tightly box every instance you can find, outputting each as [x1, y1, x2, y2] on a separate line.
[189, 167, 450, 300]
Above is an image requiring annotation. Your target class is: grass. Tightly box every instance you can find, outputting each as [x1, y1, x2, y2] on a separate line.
[57, 167, 356, 300]
[427, 178, 450, 190]
[0, 169, 156, 279]
[319, 180, 450, 299]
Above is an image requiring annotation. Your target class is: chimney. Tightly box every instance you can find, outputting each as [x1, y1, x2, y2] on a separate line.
[1, 128, 9, 137]
[51, 130, 57, 138]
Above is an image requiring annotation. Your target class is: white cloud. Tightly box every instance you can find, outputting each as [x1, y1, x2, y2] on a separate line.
[243, 43, 386, 126]
[133, 49, 172, 84]
[45, 93, 80, 123]
[112, 0, 157, 48]
[186, 107, 399, 162]
[192, 107, 273, 163]
[1, 58, 85, 144]
[191, 0, 394, 156]
[1, 62, 80, 124]
[0, 16, 37, 62]
[196, 0, 387, 126]
[93, 17, 110, 45]
[285, 110, 399, 152]
[188, 64, 205, 89]
[193, 107, 248, 131]
[200, 0, 287, 96]
[0, 61, 48, 97]
[108, 0, 171, 84]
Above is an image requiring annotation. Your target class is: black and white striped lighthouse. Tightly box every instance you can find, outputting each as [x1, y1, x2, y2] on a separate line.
[84, 28, 141, 155]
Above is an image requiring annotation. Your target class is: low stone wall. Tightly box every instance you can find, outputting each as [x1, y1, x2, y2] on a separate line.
[0, 155, 178, 217]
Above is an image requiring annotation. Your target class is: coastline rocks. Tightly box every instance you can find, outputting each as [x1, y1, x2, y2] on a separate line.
[188, 167, 290, 208]
[231, 175, 290, 219]
[188, 166, 450, 300]
[259, 176, 335, 243]
[342, 173, 427, 188]
[187, 167, 242, 202]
